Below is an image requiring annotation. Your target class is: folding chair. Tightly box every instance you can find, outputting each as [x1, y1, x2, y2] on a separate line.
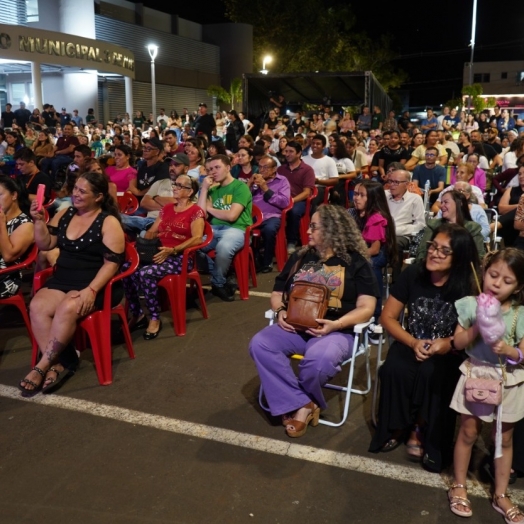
[31, 243, 139, 385]
[158, 222, 213, 336]
[485, 208, 501, 251]
[258, 310, 373, 427]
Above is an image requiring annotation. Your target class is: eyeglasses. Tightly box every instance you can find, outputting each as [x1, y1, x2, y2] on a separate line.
[426, 241, 453, 258]
[425, 153, 437, 157]
[388, 179, 407, 186]
[308, 222, 320, 231]
[171, 182, 192, 190]
[258, 164, 273, 171]
[143, 147, 158, 152]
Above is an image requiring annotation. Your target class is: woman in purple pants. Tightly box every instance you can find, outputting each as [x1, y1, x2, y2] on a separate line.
[249, 205, 379, 438]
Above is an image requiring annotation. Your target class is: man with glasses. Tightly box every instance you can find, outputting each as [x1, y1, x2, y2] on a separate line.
[121, 153, 189, 235]
[128, 136, 169, 203]
[13, 147, 52, 203]
[412, 147, 446, 203]
[198, 154, 252, 301]
[405, 130, 447, 170]
[385, 169, 425, 281]
[249, 155, 290, 273]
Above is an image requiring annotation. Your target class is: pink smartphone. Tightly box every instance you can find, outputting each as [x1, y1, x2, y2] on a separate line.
[36, 184, 46, 211]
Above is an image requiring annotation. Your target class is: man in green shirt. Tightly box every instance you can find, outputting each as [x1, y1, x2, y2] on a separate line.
[198, 154, 252, 301]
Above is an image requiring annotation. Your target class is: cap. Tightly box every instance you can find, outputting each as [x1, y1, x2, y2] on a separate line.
[198, 103, 207, 108]
[142, 137, 163, 150]
[61, 107, 66, 111]
[166, 153, 189, 166]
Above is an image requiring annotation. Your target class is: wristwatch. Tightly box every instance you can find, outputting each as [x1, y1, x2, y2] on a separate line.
[274, 306, 287, 319]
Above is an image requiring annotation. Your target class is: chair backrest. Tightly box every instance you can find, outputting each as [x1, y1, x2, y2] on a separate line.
[0, 243, 38, 278]
[180, 221, 213, 274]
[117, 191, 139, 215]
[102, 242, 139, 310]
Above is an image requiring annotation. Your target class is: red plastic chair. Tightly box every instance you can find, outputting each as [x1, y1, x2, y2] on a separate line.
[0, 244, 38, 347]
[274, 199, 294, 271]
[117, 191, 139, 215]
[31, 243, 139, 386]
[158, 222, 213, 336]
[299, 187, 318, 246]
[207, 205, 263, 300]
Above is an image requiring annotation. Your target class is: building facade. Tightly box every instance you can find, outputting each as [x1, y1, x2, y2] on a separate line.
[0, 0, 252, 123]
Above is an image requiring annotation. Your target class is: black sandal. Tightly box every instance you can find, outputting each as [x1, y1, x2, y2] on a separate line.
[18, 366, 46, 397]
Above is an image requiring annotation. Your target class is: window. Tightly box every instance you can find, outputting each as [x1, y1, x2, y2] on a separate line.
[501, 72, 508, 80]
[26, 0, 39, 22]
[473, 73, 490, 83]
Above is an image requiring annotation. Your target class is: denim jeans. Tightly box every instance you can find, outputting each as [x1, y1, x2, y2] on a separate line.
[121, 214, 156, 234]
[286, 201, 306, 245]
[40, 155, 72, 181]
[257, 217, 281, 267]
[200, 225, 245, 287]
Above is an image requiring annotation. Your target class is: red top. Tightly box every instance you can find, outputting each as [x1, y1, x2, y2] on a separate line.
[158, 204, 205, 248]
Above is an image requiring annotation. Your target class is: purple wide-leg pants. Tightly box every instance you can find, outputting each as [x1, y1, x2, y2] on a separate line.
[249, 323, 355, 416]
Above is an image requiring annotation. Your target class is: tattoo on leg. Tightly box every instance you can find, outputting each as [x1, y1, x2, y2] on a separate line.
[44, 337, 66, 363]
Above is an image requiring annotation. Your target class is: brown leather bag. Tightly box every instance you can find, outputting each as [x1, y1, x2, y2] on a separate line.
[285, 281, 330, 331]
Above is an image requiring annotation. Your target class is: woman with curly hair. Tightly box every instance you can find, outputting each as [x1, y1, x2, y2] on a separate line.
[249, 204, 380, 437]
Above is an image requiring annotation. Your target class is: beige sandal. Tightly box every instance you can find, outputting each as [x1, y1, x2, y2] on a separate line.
[492, 493, 524, 523]
[448, 484, 472, 518]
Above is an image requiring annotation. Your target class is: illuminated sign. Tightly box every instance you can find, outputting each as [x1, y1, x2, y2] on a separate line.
[0, 24, 135, 78]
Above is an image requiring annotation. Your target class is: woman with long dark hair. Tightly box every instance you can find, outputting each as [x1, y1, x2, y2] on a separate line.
[225, 110, 245, 153]
[415, 190, 485, 261]
[351, 180, 398, 326]
[19, 172, 125, 396]
[0, 175, 34, 298]
[369, 223, 480, 472]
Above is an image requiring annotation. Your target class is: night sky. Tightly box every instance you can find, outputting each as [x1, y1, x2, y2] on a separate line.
[137, 0, 523, 107]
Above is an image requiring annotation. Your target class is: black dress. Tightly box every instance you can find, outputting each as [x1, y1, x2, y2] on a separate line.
[45, 207, 124, 309]
[368, 263, 465, 472]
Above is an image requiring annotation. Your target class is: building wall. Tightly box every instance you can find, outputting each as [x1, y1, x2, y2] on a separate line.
[464, 61, 524, 95]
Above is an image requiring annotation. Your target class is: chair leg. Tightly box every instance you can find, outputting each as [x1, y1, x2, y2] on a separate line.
[114, 307, 135, 358]
[190, 274, 209, 319]
[234, 254, 250, 300]
[79, 319, 112, 385]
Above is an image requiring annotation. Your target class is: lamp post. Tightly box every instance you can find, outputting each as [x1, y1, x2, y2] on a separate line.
[260, 55, 272, 75]
[467, 0, 478, 113]
[147, 44, 159, 120]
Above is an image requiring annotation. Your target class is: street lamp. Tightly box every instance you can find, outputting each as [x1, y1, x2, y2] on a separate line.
[147, 44, 159, 119]
[467, 0, 478, 113]
[260, 55, 272, 75]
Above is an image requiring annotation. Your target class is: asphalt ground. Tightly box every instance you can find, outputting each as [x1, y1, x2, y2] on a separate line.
[1, 271, 523, 524]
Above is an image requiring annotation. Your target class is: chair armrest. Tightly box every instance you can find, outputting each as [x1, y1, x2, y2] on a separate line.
[353, 320, 372, 334]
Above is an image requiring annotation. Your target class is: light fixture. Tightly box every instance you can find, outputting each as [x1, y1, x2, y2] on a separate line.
[147, 44, 158, 61]
[260, 55, 272, 75]
[146, 44, 159, 119]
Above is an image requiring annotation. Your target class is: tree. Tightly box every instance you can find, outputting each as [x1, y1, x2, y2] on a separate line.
[207, 77, 243, 110]
[462, 84, 496, 114]
[223, 0, 406, 92]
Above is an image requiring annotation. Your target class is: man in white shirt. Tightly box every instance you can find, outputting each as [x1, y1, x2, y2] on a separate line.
[156, 108, 169, 128]
[302, 134, 338, 210]
[385, 169, 426, 281]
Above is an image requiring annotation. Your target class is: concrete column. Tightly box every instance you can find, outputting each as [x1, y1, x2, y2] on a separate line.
[31, 62, 43, 110]
[125, 76, 133, 117]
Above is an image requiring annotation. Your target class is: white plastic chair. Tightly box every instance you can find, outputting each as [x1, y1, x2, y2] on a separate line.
[258, 310, 373, 427]
[484, 208, 501, 251]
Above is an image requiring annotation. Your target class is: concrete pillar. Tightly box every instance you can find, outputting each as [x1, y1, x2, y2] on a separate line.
[31, 62, 43, 110]
[125, 76, 133, 117]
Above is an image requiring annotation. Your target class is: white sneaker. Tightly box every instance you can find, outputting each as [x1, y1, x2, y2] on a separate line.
[368, 323, 385, 345]
[287, 243, 297, 255]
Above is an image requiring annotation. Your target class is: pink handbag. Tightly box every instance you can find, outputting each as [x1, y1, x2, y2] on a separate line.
[464, 377, 502, 405]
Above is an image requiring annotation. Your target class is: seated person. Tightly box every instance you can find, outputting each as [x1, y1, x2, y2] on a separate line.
[369, 223, 480, 472]
[412, 147, 446, 203]
[13, 147, 52, 203]
[248, 155, 290, 273]
[121, 154, 188, 235]
[0, 176, 34, 298]
[249, 205, 378, 437]
[197, 154, 252, 302]
[416, 190, 485, 262]
[123, 174, 204, 339]
[19, 172, 125, 396]
[276, 141, 315, 254]
[105, 145, 137, 193]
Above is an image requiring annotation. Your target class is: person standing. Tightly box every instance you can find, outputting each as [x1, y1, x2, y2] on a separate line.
[13, 102, 31, 130]
[1, 103, 15, 128]
[193, 103, 216, 143]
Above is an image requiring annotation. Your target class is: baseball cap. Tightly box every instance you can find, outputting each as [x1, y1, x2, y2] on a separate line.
[166, 153, 189, 166]
[198, 103, 207, 108]
[142, 137, 163, 150]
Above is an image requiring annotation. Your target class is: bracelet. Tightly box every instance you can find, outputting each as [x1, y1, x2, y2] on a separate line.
[507, 347, 524, 366]
[88, 286, 97, 296]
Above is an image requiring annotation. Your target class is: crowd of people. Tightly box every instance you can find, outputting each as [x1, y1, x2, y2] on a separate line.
[3, 98, 524, 523]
